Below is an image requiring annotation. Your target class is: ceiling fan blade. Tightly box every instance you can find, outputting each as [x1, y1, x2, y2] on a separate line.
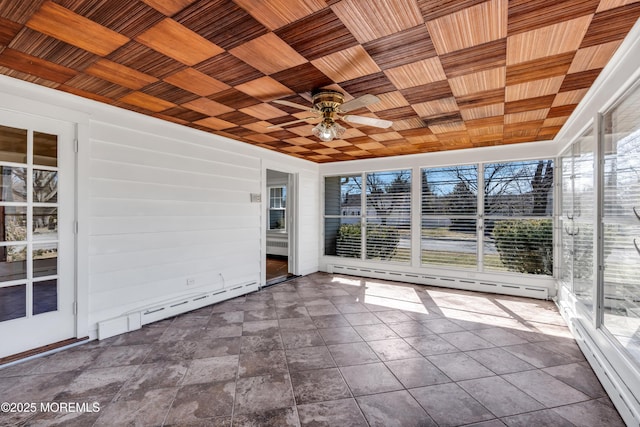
[342, 114, 392, 128]
[273, 99, 314, 111]
[338, 94, 381, 112]
[267, 117, 319, 128]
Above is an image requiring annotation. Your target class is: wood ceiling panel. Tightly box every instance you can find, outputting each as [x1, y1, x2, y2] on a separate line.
[417, 0, 487, 22]
[0, 1, 45, 24]
[312, 45, 380, 83]
[1, 0, 638, 162]
[340, 72, 397, 97]
[141, 81, 199, 104]
[163, 67, 229, 96]
[362, 25, 436, 70]
[9, 28, 98, 71]
[506, 15, 592, 65]
[504, 108, 549, 124]
[569, 40, 621, 73]
[0, 17, 23, 45]
[505, 95, 555, 114]
[193, 116, 236, 130]
[440, 39, 506, 78]
[401, 80, 454, 104]
[86, 59, 158, 90]
[194, 52, 263, 86]
[142, 0, 197, 16]
[384, 57, 446, 89]
[136, 18, 223, 66]
[119, 90, 176, 112]
[450, 67, 505, 97]
[559, 69, 602, 92]
[508, 0, 599, 35]
[235, 76, 295, 102]
[160, 106, 207, 122]
[552, 88, 589, 107]
[412, 97, 459, 118]
[270, 63, 333, 94]
[26, 2, 129, 56]
[107, 42, 186, 79]
[77, 1, 164, 39]
[505, 52, 574, 85]
[229, 32, 307, 75]
[240, 103, 288, 121]
[331, 0, 424, 43]
[596, 0, 640, 12]
[427, 0, 507, 55]
[505, 76, 564, 102]
[175, 0, 268, 50]
[63, 73, 131, 98]
[276, 8, 358, 61]
[456, 88, 505, 109]
[366, 91, 409, 112]
[0, 48, 76, 83]
[183, 97, 234, 116]
[234, 0, 326, 30]
[581, 2, 640, 47]
[460, 103, 504, 120]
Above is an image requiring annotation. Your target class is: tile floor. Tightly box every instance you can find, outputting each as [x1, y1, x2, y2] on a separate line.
[0, 272, 625, 426]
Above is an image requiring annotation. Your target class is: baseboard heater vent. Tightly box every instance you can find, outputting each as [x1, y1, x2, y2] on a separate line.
[97, 281, 258, 340]
[327, 265, 549, 300]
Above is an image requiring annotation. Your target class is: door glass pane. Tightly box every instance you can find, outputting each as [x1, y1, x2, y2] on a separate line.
[0, 206, 27, 242]
[0, 245, 27, 281]
[33, 279, 57, 315]
[33, 207, 57, 240]
[574, 129, 595, 312]
[602, 81, 640, 363]
[33, 243, 57, 278]
[0, 125, 27, 163]
[33, 132, 57, 167]
[0, 284, 26, 321]
[33, 170, 57, 203]
[1, 166, 27, 202]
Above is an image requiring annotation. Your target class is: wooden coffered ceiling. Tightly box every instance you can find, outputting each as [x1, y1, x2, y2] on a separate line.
[0, 1, 639, 162]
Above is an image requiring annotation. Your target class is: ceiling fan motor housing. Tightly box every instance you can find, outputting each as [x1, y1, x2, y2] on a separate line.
[312, 90, 345, 123]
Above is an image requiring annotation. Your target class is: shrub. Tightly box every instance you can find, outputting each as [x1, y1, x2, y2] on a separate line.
[493, 219, 553, 275]
[336, 223, 400, 260]
[336, 223, 361, 258]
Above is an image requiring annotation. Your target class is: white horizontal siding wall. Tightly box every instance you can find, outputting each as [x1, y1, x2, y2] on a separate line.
[0, 74, 320, 339]
[87, 120, 263, 324]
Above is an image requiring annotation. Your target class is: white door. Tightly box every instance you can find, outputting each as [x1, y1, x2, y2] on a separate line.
[0, 110, 75, 358]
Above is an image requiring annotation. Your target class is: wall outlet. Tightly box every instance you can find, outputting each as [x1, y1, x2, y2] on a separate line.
[186, 278, 195, 286]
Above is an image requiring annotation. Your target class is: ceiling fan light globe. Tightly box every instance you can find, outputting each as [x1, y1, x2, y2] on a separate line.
[313, 121, 344, 142]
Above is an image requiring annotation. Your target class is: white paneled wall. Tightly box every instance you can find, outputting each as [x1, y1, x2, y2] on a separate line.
[87, 121, 263, 323]
[0, 74, 319, 339]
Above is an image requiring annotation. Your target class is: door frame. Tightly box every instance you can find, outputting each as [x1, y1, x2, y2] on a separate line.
[0, 87, 89, 345]
[262, 164, 298, 286]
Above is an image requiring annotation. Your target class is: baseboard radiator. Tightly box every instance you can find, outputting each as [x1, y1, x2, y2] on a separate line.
[327, 264, 549, 300]
[97, 281, 259, 340]
[566, 315, 640, 426]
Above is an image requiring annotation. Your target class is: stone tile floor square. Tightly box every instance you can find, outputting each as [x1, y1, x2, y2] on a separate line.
[0, 272, 625, 426]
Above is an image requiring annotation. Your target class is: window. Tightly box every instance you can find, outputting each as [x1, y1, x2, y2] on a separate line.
[324, 175, 361, 258]
[421, 165, 478, 268]
[483, 160, 554, 275]
[365, 170, 411, 263]
[268, 186, 286, 231]
[601, 81, 640, 363]
[324, 170, 411, 263]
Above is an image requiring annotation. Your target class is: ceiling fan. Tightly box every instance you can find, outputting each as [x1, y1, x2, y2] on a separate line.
[269, 90, 393, 142]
